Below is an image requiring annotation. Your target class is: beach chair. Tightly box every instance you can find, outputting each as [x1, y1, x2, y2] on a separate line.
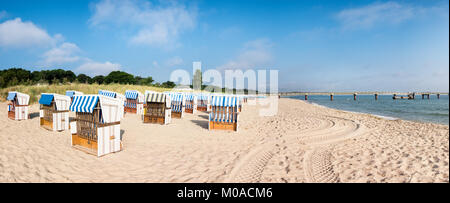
[185, 93, 198, 114]
[124, 90, 144, 115]
[65, 90, 84, 102]
[197, 93, 211, 112]
[39, 93, 71, 131]
[99, 90, 125, 119]
[6, 91, 30, 120]
[143, 92, 171, 125]
[69, 95, 123, 157]
[166, 92, 185, 118]
[209, 95, 239, 132]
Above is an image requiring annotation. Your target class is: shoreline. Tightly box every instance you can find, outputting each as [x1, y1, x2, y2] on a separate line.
[0, 98, 448, 183]
[284, 96, 449, 126]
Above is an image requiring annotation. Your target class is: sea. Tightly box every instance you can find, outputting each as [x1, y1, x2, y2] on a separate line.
[288, 94, 449, 125]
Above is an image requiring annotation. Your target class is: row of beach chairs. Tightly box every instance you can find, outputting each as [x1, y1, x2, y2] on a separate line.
[5, 90, 250, 157]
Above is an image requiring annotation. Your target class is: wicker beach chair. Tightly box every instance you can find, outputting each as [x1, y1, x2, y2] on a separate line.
[209, 95, 239, 132]
[185, 93, 198, 114]
[165, 92, 185, 118]
[197, 93, 211, 112]
[124, 90, 144, 115]
[69, 95, 123, 157]
[39, 93, 71, 131]
[143, 92, 171, 125]
[6, 91, 30, 121]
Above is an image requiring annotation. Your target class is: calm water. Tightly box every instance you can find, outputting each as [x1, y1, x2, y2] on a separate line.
[288, 94, 449, 125]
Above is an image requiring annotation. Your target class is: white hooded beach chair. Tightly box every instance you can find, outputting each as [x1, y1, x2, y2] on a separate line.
[197, 93, 211, 112]
[209, 95, 239, 132]
[99, 90, 125, 119]
[185, 93, 198, 114]
[144, 92, 171, 125]
[39, 93, 71, 131]
[69, 95, 123, 157]
[6, 91, 30, 120]
[165, 92, 185, 118]
[124, 90, 144, 115]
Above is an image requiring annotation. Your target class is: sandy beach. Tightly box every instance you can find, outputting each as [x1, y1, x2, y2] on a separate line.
[0, 98, 448, 183]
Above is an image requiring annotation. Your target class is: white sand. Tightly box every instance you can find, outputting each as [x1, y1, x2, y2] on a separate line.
[0, 98, 448, 183]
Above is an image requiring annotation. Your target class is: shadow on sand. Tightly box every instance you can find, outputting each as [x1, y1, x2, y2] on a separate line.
[191, 120, 209, 130]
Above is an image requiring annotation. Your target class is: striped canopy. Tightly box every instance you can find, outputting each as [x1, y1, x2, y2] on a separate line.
[125, 90, 141, 100]
[166, 92, 184, 102]
[198, 94, 210, 101]
[99, 90, 117, 98]
[70, 95, 99, 113]
[211, 95, 239, 107]
[185, 94, 196, 101]
[147, 92, 166, 103]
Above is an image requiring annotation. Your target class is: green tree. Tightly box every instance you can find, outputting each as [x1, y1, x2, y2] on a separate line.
[104, 71, 136, 84]
[92, 75, 105, 84]
[161, 81, 176, 88]
[77, 74, 91, 84]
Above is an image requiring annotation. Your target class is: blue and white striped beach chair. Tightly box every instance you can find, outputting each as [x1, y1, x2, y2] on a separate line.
[165, 92, 185, 118]
[208, 95, 239, 131]
[124, 90, 144, 115]
[197, 93, 211, 112]
[69, 94, 123, 156]
[185, 93, 198, 114]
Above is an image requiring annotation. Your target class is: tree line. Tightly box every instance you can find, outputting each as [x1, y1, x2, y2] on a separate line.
[0, 68, 176, 88]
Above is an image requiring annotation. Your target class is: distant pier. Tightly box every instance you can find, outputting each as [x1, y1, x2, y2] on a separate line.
[279, 92, 448, 100]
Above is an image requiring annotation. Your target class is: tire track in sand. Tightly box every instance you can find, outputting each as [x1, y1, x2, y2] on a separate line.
[225, 116, 371, 183]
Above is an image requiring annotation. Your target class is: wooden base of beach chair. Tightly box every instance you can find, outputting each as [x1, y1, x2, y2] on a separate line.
[40, 118, 53, 131]
[124, 107, 137, 114]
[72, 134, 98, 155]
[143, 115, 166, 124]
[8, 111, 15, 120]
[197, 106, 207, 112]
[185, 108, 193, 114]
[209, 121, 237, 131]
[172, 112, 182, 118]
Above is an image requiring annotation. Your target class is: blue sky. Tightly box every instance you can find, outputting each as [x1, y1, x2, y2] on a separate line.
[0, 0, 448, 92]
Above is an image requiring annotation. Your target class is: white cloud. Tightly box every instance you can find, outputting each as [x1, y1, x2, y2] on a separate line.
[41, 42, 81, 65]
[165, 56, 183, 67]
[0, 18, 58, 48]
[336, 2, 415, 29]
[75, 61, 121, 76]
[89, 0, 197, 47]
[218, 38, 274, 70]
